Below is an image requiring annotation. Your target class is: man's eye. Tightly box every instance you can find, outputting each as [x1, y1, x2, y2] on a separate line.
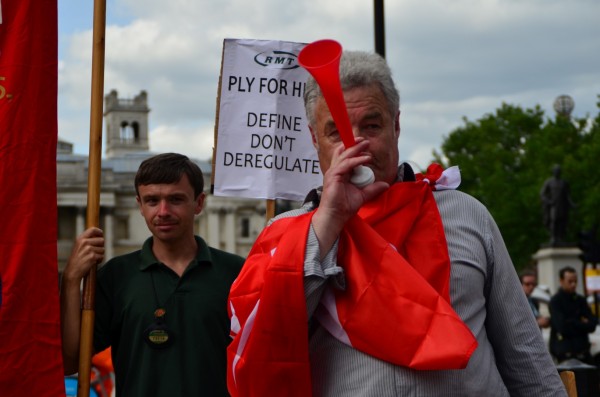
[327, 130, 341, 141]
[360, 124, 382, 136]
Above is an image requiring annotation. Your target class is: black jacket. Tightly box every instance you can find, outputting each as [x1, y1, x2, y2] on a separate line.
[549, 288, 598, 360]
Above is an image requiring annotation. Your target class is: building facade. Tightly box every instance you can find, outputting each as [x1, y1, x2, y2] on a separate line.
[57, 90, 277, 272]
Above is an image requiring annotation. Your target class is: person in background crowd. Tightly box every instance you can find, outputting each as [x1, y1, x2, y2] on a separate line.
[520, 269, 551, 329]
[550, 266, 598, 363]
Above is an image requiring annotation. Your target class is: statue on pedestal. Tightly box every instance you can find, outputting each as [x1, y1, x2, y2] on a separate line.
[540, 164, 575, 246]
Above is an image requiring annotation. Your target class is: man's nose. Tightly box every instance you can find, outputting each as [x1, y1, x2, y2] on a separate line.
[157, 200, 169, 215]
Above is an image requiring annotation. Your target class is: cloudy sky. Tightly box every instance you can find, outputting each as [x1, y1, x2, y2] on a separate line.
[58, 0, 600, 170]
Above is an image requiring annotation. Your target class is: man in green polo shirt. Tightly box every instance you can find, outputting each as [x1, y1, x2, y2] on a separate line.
[61, 153, 244, 396]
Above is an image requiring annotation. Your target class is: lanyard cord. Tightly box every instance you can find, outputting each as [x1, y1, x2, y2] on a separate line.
[149, 270, 176, 317]
[145, 270, 176, 348]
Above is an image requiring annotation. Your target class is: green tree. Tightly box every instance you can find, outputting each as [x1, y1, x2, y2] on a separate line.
[433, 98, 600, 270]
[570, 97, 600, 233]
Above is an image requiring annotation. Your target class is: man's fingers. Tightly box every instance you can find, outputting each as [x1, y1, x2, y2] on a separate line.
[361, 181, 389, 201]
[80, 227, 104, 239]
[86, 236, 105, 248]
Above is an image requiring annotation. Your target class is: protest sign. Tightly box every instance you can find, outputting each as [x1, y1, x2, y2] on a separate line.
[586, 265, 600, 293]
[213, 38, 322, 201]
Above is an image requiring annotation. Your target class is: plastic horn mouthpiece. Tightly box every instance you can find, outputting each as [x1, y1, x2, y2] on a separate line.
[350, 165, 375, 188]
[298, 39, 374, 188]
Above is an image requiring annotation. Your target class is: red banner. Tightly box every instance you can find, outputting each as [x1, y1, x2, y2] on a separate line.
[228, 183, 477, 396]
[0, 1, 64, 395]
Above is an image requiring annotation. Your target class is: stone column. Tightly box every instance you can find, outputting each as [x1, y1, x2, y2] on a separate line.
[76, 207, 86, 236]
[207, 209, 220, 248]
[224, 208, 236, 254]
[196, 211, 206, 238]
[104, 207, 114, 261]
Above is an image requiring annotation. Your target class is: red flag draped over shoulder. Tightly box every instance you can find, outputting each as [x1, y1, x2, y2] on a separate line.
[0, 1, 64, 395]
[227, 182, 477, 397]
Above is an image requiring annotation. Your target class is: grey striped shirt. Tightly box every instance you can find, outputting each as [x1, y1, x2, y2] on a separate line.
[274, 185, 566, 396]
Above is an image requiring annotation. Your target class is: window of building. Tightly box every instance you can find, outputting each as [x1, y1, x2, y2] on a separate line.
[57, 207, 76, 240]
[240, 217, 250, 239]
[120, 121, 134, 143]
[115, 216, 130, 240]
[132, 121, 140, 141]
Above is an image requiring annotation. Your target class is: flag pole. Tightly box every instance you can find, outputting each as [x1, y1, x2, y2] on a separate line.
[266, 199, 276, 224]
[78, 0, 106, 395]
[374, 0, 386, 58]
[211, 41, 226, 196]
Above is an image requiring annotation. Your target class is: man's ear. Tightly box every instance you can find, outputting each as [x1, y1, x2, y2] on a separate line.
[394, 110, 401, 139]
[136, 195, 142, 212]
[195, 192, 206, 215]
[309, 125, 319, 149]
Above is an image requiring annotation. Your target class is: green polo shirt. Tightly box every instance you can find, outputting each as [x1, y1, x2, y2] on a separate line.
[94, 236, 243, 397]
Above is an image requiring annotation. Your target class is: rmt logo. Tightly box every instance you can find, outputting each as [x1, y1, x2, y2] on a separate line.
[254, 50, 299, 70]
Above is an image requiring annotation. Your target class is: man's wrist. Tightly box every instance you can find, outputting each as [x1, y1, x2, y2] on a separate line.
[312, 209, 345, 256]
[61, 268, 83, 286]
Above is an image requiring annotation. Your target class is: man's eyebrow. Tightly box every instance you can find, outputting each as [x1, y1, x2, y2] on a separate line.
[323, 111, 384, 130]
[142, 192, 187, 199]
[324, 119, 338, 130]
[361, 111, 384, 120]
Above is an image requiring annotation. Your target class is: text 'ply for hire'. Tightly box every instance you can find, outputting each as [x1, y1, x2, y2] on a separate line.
[228, 76, 306, 97]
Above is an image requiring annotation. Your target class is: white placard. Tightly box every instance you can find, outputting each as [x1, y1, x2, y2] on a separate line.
[213, 38, 322, 201]
[586, 272, 600, 293]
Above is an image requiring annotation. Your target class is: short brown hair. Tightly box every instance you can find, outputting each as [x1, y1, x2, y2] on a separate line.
[559, 266, 576, 280]
[519, 269, 537, 283]
[134, 153, 204, 198]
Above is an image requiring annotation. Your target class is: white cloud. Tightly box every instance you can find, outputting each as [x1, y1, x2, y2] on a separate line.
[150, 123, 215, 161]
[58, 0, 600, 168]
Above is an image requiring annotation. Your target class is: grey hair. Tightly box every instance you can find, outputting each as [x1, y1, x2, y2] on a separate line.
[303, 51, 400, 127]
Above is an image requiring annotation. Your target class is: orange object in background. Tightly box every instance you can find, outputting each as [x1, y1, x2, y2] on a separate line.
[91, 348, 114, 397]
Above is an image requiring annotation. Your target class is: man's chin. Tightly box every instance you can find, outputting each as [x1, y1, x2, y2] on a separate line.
[154, 223, 177, 232]
[151, 226, 180, 240]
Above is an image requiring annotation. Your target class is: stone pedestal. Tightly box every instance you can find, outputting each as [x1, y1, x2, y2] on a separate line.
[533, 246, 583, 295]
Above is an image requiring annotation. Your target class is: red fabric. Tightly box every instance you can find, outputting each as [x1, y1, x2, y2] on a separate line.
[357, 182, 451, 301]
[228, 183, 477, 397]
[0, 1, 64, 395]
[228, 213, 313, 397]
[415, 163, 444, 190]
